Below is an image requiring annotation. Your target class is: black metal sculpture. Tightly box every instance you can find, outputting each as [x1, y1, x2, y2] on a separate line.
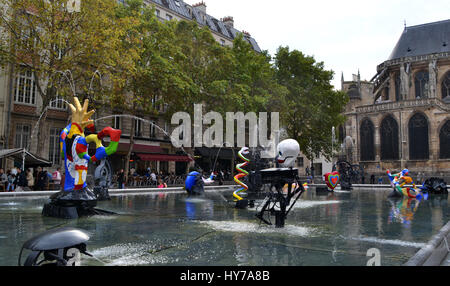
[255, 168, 307, 228]
[421, 178, 448, 194]
[333, 160, 364, 190]
[93, 159, 113, 201]
[19, 227, 93, 266]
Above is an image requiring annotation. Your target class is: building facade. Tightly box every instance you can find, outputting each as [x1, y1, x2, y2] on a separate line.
[0, 0, 261, 176]
[341, 19, 450, 181]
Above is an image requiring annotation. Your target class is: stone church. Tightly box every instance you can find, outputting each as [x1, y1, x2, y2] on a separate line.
[341, 19, 450, 181]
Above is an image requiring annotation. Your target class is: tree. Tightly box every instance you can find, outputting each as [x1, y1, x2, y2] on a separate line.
[274, 46, 348, 161]
[0, 0, 140, 156]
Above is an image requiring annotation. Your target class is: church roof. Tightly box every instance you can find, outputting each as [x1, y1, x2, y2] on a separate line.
[388, 19, 450, 60]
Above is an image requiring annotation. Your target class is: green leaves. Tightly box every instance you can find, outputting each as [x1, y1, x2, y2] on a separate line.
[274, 46, 348, 160]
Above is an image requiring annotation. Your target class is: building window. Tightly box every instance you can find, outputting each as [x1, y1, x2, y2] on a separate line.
[380, 115, 399, 160]
[174, 0, 181, 7]
[439, 120, 450, 159]
[360, 118, 375, 161]
[297, 157, 304, 167]
[166, 14, 173, 21]
[338, 125, 344, 143]
[15, 124, 30, 149]
[150, 120, 156, 138]
[155, 9, 160, 17]
[414, 70, 429, 99]
[49, 128, 61, 165]
[441, 71, 450, 100]
[408, 113, 429, 160]
[163, 121, 169, 137]
[114, 116, 121, 130]
[134, 119, 142, 137]
[382, 86, 390, 101]
[395, 74, 401, 101]
[220, 39, 225, 46]
[49, 96, 67, 110]
[14, 69, 37, 105]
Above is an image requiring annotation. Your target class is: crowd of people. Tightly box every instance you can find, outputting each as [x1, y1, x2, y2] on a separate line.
[1, 165, 237, 192]
[114, 168, 233, 189]
[0, 167, 62, 192]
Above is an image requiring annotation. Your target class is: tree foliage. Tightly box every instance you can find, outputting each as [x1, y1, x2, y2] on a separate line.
[0, 0, 348, 165]
[274, 46, 348, 160]
[0, 0, 141, 108]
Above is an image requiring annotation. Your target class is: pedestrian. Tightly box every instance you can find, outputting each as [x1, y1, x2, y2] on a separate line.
[361, 174, 365, 184]
[0, 168, 7, 190]
[35, 168, 48, 191]
[378, 176, 383, 184]
[150, 170, 157, 185]
[26, 169, 34, 189]
[305, 167, 310, 176]
[157, 178, 167, 189]
[117, 169, 125, 189]
[370, 174, 375, 184]
[6, 170, 15, 192]
[311, 166, 315, 179]
[15, 168, 27, 188]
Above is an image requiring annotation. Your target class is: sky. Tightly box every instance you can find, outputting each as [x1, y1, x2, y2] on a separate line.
[185, 0, 450, 89]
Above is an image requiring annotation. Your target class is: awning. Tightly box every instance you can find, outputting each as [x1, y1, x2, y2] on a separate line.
[137, 154, 193, 162]
[117, 143, 164, 154]
[0, 148, 52, 167]
[195, 148, 237, 160]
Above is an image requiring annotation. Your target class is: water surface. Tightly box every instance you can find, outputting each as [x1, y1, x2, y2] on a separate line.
[0, 188, 448, 266]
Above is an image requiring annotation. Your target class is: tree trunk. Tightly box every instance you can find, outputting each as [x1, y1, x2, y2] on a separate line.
[124, 117, 136, 185]
[35, 89, 53, 158]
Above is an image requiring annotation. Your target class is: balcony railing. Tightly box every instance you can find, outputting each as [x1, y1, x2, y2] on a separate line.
[355, 98, 450, 114]
[377, 52, 450, 71]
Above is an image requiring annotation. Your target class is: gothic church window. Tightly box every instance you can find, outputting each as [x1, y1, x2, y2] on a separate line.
[442, 71, 450, 100]
[440, 120, 450, 159]
[381, 115, 399, 160]
[414, 70, 429, 99]
[395, 74, 401, 101]
[408, 113, 429, 160]
[360, 119, 375, 161]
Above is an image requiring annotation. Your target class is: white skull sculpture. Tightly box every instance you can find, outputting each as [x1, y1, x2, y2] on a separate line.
[276, 139, 300, 168]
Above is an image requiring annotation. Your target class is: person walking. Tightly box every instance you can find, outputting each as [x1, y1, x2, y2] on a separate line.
[117, 169, 125, 189]
[0, 168, 7, 191]
[35, 168, 49, 191]
[15, 169, 27, 191]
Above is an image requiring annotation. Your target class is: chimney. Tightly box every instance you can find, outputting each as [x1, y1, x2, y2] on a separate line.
[193, 1, 207, 14]
[222, 16, 234, 28]
[242, 30, 251, 37]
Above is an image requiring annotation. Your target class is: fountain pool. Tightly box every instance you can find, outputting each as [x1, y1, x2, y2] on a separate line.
[0, 188, 448, 266]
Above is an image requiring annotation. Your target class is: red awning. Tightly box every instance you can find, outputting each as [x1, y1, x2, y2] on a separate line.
[137, 154, 193, 162]
[117, 143, 163, 154]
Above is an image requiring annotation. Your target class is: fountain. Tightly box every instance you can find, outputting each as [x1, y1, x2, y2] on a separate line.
[42, 97, 122, 219]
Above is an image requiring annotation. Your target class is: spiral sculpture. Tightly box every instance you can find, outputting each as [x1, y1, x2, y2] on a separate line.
[233, 147, 250, 202]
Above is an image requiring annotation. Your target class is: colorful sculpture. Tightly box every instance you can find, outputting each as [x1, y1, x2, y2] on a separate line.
[233, 147, 250, 203]
[42, 97, 121, 219]
[324, 171, 340, 191]
[276, 139, 300, 168]
[185, 171, 215, 196]
[386, 169, 428, 200]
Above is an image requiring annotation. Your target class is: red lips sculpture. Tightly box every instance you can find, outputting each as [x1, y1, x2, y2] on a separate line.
[325, 172, 340, 191]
